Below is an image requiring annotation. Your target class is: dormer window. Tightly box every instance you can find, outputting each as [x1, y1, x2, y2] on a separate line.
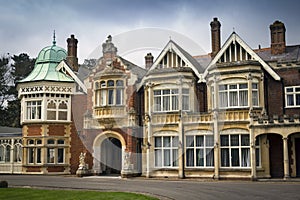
[95, 79, 124, 106]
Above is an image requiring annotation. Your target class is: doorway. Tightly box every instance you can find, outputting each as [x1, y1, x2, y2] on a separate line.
[100, 137, 122, 175]
[268, 134, 284, 178]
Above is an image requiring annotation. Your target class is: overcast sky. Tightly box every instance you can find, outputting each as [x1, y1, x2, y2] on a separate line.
[1, 0, 300, 66]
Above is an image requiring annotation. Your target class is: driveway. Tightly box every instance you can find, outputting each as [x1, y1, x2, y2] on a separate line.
[1, 175, 300, 200]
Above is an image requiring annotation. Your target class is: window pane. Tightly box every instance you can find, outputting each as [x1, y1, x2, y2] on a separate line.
[220, 135, 229, 146]
[286, 87, 293, 92]
[58, 148, 64, 163]
[172, 96, 178, 110]
[241, 135, 250, 146]
[252, 83, 258, 89]
[107, 80, 114, 87]
[239, 83, 247, 89]
[296, 94, 300, 105]
[172, 136, 178, 147]
[186, 136, 194, 147]
[172, 149, 178, 166]
[108, 89, 114, 105]
[48, 139, 55, 145]
[163, 149, 171, 166]
[205, 135, 214, 146]
[163, 90, 170, 95]
[163, 96, 170, 111]
[155, 137, 162, 147]
[47, 148, 55, 163]
[206, 148, 214, 166]
[196, 136, 204, 147]
[231, 148, 239, 166]
[28, 148, 34, 163]
[230, 135, 239, 146]
[154, 96, 161, 111]
[58, 140, 64, 145]
[186, 149, 194, 166]
[221, 148, 229, 167]
[239, 91, 248, 106]
[287, 94, 294, 106]
[154, 90, 161, 95]
[182, 96, 189, 111]
[36, 148, 41, 163]
[116, 89, 123, 105]
[252, 91, 258, 106]
[219, 92, 228, 107]
[101, 90, 106, 106]
[163, 137, 171, 147]
[229, 91, 238, 106]
[58, 111, 67, 120]
[196, 149, 204, 166]
[116, 80, 123, 86]
[155, 149, 162, 167]
[241, 148, 250, 167]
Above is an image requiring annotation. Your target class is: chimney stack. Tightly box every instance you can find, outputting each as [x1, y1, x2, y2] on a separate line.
[102, 35, 117, 65]
[66, 34, 79, 72]
[270, 20, 286, 55]
[210, 17, 221, 58]
[145, 53, 154, 70]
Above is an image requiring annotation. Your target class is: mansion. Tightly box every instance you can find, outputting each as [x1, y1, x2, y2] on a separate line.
[1, 18, 300, 180]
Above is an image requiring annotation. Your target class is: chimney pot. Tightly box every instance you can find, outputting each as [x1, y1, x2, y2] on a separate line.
[66, 34, 79, 71]
[145, 53, 154, 70]
[270, 20, 286, 55]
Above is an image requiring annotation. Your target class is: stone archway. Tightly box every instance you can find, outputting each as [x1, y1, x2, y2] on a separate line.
[92, 131, 126, 175]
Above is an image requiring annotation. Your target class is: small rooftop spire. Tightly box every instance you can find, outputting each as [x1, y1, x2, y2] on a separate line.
[53, 30, 56, 45]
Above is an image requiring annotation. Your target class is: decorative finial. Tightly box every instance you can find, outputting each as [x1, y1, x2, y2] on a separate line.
[53, 30, 56, 45]
[233, 27, 235, 33]
[169, 36, 172, 41]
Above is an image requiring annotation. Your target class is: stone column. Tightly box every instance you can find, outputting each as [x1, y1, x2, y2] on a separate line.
[283, 137, 290, 179]
[212, 75, 219, 179]
[250, 135, 257, 180]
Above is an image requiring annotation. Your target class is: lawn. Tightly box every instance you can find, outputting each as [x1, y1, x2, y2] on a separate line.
[0, 188, 158, 200]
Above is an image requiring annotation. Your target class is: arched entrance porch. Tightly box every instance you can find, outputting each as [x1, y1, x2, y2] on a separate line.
[92, 131, 126, 175]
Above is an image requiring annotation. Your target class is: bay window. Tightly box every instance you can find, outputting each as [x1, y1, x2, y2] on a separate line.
[96, 79, 124, 106]
[154, 136, 178, 167]
[47, 139, 65, 164]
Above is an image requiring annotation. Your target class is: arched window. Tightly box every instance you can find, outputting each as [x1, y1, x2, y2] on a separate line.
[58, 101, 68, 120]
[47, 101, 57, 120]
[0, 145, 4, 162]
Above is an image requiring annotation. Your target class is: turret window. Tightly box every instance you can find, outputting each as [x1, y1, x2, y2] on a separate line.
[26, 101, 42, 120]
[47, 100, 69, 121]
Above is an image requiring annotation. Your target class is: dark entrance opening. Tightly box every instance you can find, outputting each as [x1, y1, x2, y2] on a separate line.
[295, 138, 300, 177]
[268, 134, 284, 178]
[101, 137, 122, 175]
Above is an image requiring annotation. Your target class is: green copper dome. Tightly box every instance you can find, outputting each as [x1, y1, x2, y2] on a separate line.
[35, 42, 67, 64]
[19, 38, 74, 83]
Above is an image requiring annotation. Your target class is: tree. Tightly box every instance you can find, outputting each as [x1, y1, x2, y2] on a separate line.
[0, 55, 11, 108]
[0, 53, 35, 127]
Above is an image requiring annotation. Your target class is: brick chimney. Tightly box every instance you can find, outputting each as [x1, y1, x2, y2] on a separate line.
[145, 53, 154, 70]
[270, 20, 286, 55]
[102, 35, 117, 64]
[210, 17, 221, 58]
[66, 34, 79, 72]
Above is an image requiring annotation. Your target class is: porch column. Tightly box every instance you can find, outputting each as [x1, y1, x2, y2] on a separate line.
[250, 135, 257, 180]
[146, 82, 153, 178]
[178, 78, 184, 178]
[283, 137, 290, 179]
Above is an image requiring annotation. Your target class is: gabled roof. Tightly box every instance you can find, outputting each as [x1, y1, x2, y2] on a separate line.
[56, 60, 87, 93]
[149, 40, 205, 76]
[203, 32, 281, 81]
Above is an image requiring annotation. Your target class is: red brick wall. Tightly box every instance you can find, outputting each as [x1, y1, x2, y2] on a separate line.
[265, 73, 284, 116]
[26, 167, 41, 172]
[26, 125, 42, 136]
[48, 124, 66, 136]
[47, 166, 65, 172]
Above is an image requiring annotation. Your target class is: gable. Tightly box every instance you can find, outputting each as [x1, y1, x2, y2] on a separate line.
[203, 32, 281, 81]
[56, 61, 87, 94]
[149, 40, 203, 77]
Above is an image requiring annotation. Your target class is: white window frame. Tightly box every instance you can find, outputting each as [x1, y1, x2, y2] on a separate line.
[154, 136, 179, 168]
[25, 100, 42, 120]
[96, 79, 124, 106]
[285, 86, 300, 107]
[185, 134, 214, 168]
[219, 83, 248, 108]
[220, 133, 251, 168]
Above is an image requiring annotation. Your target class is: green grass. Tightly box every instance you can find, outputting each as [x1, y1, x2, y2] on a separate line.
[0, 188, 158, 200]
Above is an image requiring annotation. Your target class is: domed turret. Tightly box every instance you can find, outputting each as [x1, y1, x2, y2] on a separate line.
[19, 34, 73, 83]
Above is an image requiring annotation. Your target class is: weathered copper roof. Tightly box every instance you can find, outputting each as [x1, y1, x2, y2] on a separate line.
[19, 40, 74, 83]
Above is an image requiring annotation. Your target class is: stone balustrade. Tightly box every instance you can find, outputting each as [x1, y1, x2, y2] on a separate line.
[94, 106, 126, 119]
